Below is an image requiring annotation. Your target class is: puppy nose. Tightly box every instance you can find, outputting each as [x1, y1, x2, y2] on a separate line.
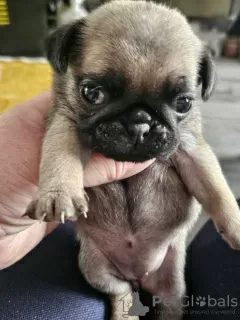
[129, 110, 151, 124]
[128, 109, 151, 143]
[128, 123, 150, 143]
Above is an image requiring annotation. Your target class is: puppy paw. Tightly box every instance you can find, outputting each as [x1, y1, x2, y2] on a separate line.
[217, 218, 240, 250]
[25, 190, 88, 223]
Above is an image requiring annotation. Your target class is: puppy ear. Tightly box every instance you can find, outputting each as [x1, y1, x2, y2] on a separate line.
[44, 20, 85, 74]
[198, 47, 216, 101]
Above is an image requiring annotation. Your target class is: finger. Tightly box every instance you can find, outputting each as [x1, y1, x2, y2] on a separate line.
[119, 159, 155, 180]
[0, 92, 52, 218]
[84, 153, 155, 187]
[0, 221, 58, 269]
[14, 90, 52, 131]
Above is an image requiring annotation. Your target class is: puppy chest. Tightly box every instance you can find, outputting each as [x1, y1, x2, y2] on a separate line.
[125, 161, 195, 231]
[82, 161, 196, 233]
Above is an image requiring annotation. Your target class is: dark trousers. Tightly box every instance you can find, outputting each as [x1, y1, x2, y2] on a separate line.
[1, 200, 240, 319]
[185, 198, 240, 319]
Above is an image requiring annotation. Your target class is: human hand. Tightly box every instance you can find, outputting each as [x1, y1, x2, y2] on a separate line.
[0, 91, 154, 269]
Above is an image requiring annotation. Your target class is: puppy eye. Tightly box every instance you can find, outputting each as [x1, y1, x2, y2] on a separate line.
[174, 97, 192, 114]
[81, 85, 105, 105]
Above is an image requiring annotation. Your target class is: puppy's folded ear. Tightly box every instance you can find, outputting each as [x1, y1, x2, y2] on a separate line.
[198, 47, 216, 101]
[44, 20, 85, 74]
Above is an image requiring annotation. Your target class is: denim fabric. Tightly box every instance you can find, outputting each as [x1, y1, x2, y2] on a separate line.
[185, 199, 240, 319]
[0, 222, 110, 320]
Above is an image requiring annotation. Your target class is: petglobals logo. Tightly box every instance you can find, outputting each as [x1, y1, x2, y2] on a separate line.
[153, 295, 239, 309]
[187, 295, 238, 308]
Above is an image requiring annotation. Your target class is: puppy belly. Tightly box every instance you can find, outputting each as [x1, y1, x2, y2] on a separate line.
[77, 162, 200, 293]
[79, 226, 170, 287]
[103, 240, 169, 281]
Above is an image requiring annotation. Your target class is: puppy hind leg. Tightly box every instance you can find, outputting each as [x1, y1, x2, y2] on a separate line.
[142, 242, 186, 320]
[78, 242, 137, 320]
[154, 261, 185, 320]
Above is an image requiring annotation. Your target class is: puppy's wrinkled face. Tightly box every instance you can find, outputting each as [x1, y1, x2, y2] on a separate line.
[46, 1, 215, 162]
[78, 72, 192, 162]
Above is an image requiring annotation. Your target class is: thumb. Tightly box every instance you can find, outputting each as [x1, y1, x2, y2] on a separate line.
[84, 153, 155, 187]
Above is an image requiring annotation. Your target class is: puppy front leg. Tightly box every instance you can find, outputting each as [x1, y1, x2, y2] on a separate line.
[173, 139, 240, 249]
[110, 293, 139, 320]
[26, 112, 89, 222]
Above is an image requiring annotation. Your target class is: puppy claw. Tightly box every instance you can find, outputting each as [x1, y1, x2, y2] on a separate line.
[60, 210, 66, 224]
[72, 197, 89, 219]
[25, 190, 89, 223]
[40, 213, 47, 223]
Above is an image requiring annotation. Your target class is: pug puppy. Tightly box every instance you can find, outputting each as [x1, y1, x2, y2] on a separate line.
[26, 1, 240, 319]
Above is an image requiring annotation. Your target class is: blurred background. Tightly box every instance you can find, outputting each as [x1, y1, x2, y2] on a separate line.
[0, 0, 240, 236]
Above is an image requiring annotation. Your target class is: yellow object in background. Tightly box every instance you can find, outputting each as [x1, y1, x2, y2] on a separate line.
[0, 61, 52, 114]
[0, 0, 10, 25]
